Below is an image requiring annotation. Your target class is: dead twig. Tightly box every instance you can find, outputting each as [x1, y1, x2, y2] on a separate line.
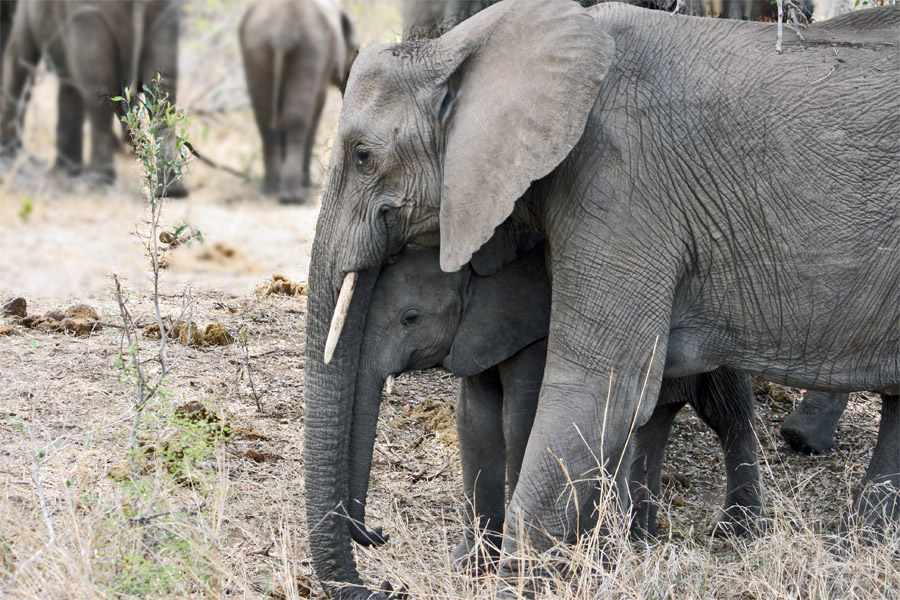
[184, 141, 251, 182]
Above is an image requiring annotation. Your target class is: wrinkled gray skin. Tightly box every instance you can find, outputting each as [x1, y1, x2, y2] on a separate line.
[0, 0, 186, 197]
[346, 245, 763, 572]
[239, 0, 358, 204]
[403, 0, 836, 463]
[304, 3, 899, 596]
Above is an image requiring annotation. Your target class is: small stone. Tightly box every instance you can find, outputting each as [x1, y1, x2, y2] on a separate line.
[2, 297, 27, 318]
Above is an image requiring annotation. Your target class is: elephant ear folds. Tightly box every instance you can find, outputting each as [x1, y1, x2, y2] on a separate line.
[434, 0, 615, 273]
[445, 244, 551, 378]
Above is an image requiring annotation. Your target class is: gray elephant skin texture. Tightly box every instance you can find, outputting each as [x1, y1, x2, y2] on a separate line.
[303, 2, 899, 597]
[0, 0, 186, 197]
[239, 0, 358, 204]
[347, 244, 764, 572]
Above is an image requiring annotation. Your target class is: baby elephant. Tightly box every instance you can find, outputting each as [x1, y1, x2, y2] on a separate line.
[346, 245, 764, 571]
[240, 0, 358, 204]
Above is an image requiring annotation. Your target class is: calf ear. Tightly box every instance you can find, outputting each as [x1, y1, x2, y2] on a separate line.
[469, 219, 544, 277]
[432, 0, 615, 273]
[445, 245, 551, 378]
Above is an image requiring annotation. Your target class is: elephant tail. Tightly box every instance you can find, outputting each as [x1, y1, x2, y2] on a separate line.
[269, 46, 285, 132]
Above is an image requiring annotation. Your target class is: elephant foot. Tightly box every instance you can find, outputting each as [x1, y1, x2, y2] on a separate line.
[846, 480, 899, 541]
[451, 528, 501, 575]
[279, 182, 316, 205]
[83, 168, 116, 190]
[708, 503, 766, 538]
[779, 392, 848, 454]
[52, 156, 83, 177]
[155, 176, 189, 199]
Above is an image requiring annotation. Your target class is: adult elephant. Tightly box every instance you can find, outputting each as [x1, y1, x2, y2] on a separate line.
[303, 2, 899, 597]
[239, 0, 358, 204]
[345, 243, 763, 571]
[402, 0, 844, 458]
[0, 0, 187, 197]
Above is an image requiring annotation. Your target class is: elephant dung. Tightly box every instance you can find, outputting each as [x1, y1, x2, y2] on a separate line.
[256, 274, 308, 297]
[405, 398, 457, 447]
[143, 319, 234, 347]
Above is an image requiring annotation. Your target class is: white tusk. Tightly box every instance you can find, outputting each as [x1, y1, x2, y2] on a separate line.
[324, 271, 358, 364]
[385, 374, 395, 395]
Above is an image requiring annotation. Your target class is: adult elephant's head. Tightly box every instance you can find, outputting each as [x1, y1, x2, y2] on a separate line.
[303, 0, 612, 596]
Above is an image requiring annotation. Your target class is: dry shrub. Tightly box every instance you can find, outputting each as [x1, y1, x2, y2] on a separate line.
[0, 324, 14, 336]
[256, 274, 308, 297]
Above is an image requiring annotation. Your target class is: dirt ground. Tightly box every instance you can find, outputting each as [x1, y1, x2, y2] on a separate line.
[0, 2, 893, 599]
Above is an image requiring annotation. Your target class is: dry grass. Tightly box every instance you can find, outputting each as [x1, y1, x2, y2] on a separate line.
[1, 1, 897, 599]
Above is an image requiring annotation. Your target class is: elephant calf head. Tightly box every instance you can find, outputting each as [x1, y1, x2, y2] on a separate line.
[345, 242, 550, 546]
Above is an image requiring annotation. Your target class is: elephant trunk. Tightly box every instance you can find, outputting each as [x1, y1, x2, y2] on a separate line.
[346, 368, 391, 547]
[304, 220, 383, 598]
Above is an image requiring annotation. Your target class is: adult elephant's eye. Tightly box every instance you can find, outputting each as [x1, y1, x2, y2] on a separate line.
[401, 309, 419, 327]
[355, 147, 373, 173]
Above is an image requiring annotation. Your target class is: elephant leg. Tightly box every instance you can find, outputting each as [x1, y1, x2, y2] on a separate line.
[780, 391, 848, 454]
[66, 15, 118, 185]
[0, 13, 41, 157]
[240, 41, 281, 195]
[500, 354, 650, 586]
[455, 368, 506, 573]
[300, 84, 328, 199]
[849, 394, 899, 535]
[278, 45, 325, 204]
[498, 339, 546, 496]
[695, 368, 764, 536]
[629, 392, 685, 539]
[54, 82, 84, 175]
[141, 3, 187, 198]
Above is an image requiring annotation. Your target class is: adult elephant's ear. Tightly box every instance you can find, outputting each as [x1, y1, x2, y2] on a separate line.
[445, 244, 551, 378]
[433, 0, 615, 273]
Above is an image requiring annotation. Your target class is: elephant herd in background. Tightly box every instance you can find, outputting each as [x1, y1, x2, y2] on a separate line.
[0, 0, 357, 203]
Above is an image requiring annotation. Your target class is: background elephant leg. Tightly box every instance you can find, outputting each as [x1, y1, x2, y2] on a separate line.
[629, 396, 684, 539]
[695, 369, 764, 536]
[54, 82, 84, 175]
[241, 43, 281, 195]
[0, 15, 40, 156]
[278, 46, 323, 204]
[850, 394, 899, 534]
[67, 16, 118, 185]
[780, 391, 848, 454]
[141, 6, 187, 198]
[300, 86, 328, 198]
[455, 369, 506, 572]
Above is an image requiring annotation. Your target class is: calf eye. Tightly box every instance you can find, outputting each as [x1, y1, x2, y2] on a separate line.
[401, 309, 419, 327]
